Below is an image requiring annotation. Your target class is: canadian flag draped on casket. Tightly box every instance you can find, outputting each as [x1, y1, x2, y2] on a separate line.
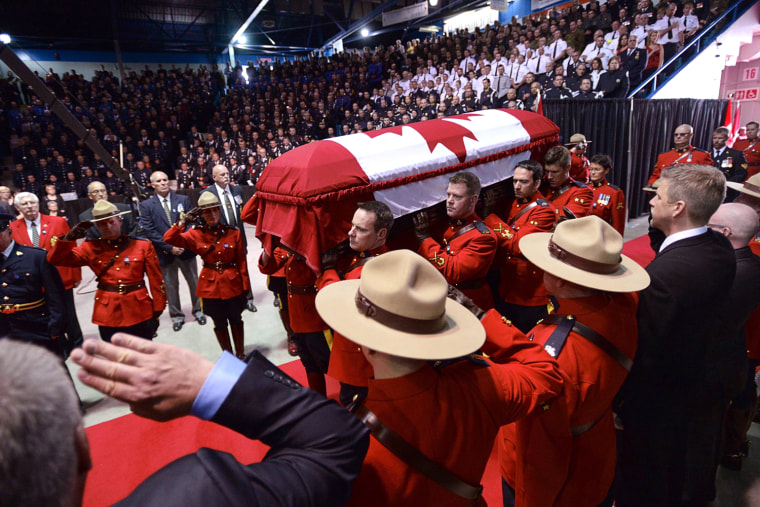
[254, 109, 559, 273]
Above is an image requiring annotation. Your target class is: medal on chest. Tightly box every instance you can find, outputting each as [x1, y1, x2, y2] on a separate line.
[597, 193, 611, 206]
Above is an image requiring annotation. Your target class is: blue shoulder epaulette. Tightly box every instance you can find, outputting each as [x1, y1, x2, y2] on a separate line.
[473, 221, 491, 234]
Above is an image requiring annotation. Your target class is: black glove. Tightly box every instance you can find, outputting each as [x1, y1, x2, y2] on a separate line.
[321, 245, 342, 272]
[413, 210, 431, 245]
[63, 221, 93, 241]
[447, 285, 486, 320]
[183, 207, 203, 224]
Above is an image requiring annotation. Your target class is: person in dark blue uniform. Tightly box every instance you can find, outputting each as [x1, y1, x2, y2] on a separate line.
[0, 212, 67, 357]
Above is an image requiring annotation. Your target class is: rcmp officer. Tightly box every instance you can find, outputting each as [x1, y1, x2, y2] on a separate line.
[317, 201, 393, 406]
[0, 212, 67, 356]
[711, 126, 748, 201]
[566, 133, 591, 183]
[588, 154, 627, 235]
[543, 145, 594, 220]
[164, 193, 250, 358]
[48, 200, 167, 342]
[647, 124, 713, 186]
[733, 121, 760, 179]
[413, 172, 498, 311]
[500, 216, 650, 506]
[483, 160, 557, 332]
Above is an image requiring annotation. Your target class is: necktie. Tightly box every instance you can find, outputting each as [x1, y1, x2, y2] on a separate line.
[162, 198, 172, 223]
[552, 43, 557, 59]
[223, 191, 237, 226]
[31, 222, 39, 247]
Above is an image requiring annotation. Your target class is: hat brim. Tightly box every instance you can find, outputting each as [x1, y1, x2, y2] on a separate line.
[726, 181, 760, 200]
[315, 280, 485, 360]
[565, 140, 592, 146]
[90, 210, 131, 222]
[520, 233, 650, 293]
[198, 203, 222, 210]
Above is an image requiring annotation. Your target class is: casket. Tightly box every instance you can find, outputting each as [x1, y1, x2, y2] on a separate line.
[254, 109, 559, 273]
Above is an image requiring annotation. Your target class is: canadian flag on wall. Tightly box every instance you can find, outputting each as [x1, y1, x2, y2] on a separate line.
[255, 109, 559, 272]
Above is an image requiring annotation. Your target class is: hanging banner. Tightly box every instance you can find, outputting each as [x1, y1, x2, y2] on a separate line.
[382, 2, 429, 27]
[531, 0, 563, 10]
[491, 0, 510, 12]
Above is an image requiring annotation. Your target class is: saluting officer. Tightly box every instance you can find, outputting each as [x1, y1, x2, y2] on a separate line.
[0, 212, 67, 356]
[48, 200, 166, 342]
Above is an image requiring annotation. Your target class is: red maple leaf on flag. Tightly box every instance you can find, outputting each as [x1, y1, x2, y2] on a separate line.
[364, 114, 480, 163]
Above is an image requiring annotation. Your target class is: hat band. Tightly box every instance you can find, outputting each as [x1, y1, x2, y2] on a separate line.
[355, 289, 447, 334]
[548, 238, 621, 275]
[93, 211, 122, 220]
[744, 181, 760, 194]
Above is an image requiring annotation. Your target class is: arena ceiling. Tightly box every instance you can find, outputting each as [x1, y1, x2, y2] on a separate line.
[0, 0, 489, 56]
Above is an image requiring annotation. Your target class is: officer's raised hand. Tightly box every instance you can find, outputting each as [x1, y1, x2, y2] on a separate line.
[63, 220, 93, 241]
[413, 210, 431, 245]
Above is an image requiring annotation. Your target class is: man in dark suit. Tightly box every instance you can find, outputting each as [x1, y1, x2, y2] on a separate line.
[201, 165, 256, 312]
[78, 181, 138, 239]
[0, 336, 369, 507]
[617, 165, 736, 506]
[139, 171, 204, 332]
[0, 212, 67, 357]
[709, 203, 760, 471]
[711, 126, 748, 201]
[619, 35, 647, 90]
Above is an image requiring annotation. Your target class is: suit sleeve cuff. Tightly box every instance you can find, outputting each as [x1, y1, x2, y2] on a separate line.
[190, 352, 247, 419]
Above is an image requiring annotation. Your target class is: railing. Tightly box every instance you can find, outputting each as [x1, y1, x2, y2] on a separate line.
[628, 0, 756, 98]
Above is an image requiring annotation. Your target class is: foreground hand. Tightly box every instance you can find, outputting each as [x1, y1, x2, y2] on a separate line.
[413, 211, 431, 245]
[320, 244, 342, 272]
[482, 188, 498, 217]
[170, 247, 185, 256]
[64, 221, 93, 241]
[71, 334, 214, 421]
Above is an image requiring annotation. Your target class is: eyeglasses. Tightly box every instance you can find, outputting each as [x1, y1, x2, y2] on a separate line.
[673, 133, 690, 137]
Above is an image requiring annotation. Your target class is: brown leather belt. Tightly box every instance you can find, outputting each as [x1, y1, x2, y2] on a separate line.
[0, 298, 45, 314]
[97, 281, 146, 294]
[455, 278, 486, 290]
[203, 261, 238, 273]
[287, 282, 318, 295]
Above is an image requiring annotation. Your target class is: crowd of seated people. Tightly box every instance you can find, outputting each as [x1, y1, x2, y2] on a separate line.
[0, 0, 726, 197]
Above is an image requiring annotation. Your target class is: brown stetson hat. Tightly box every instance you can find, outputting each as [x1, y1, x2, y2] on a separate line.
[197, 192, 222, 210]
[520, 215, 650, 293]
[565, 133, 591, 146]
[726, 173, 760, 200]
[315, 249, 485, 360]
[90, 200, 131, 222]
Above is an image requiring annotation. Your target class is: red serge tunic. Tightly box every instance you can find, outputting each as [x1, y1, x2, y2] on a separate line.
[346, 311, 563, 506]
[418, 213, 497, 310]
[48, 236, 166, 326]
[317, 246, 388, 386]
[497, 293, 638, 507]
[590, 179, 626, 236]
[259, 251, 327, 333]
[745, 234, 760, 359]
[484, 193, 556, 306]
[647, 146, 713, 185]
[545, 179, 594, 220]
[164, 224, 250, 299]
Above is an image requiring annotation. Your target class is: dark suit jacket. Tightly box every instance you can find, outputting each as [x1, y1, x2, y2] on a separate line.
[708, 246, 760, 397]
[115, 352, 369, 507]
[620, 230, 736, 415]
[79, 202, 138, 240]
[619, 47, 647, 86]
[712, 147, 748, 184]
[0, 242, 66, 348]
[138, 192, 196, 266]
[201, 184, 247, 248]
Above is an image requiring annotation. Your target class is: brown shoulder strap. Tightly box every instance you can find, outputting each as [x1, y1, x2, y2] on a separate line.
[542, 314, 633, 371]
[353, 405, 483, 505]
[507, 201, 539, 227]
[95, 237, 132, 281]
[199, 227, 226, 261]
[445, 222, 477, 243]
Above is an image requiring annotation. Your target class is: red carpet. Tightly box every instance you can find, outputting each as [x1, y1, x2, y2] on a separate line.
[83, 360, 503, 506]
[84, 237, 653, 506]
